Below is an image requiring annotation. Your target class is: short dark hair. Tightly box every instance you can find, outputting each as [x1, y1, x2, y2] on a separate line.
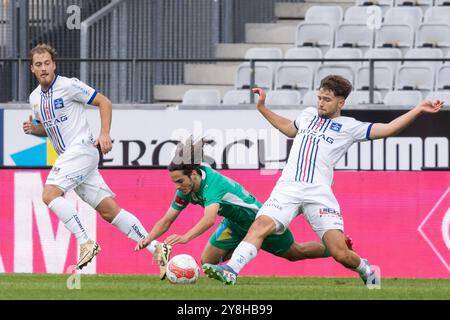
[29, 44, 57, 65]
[168, 137, 212, 176]
[319, 75, 352, 99]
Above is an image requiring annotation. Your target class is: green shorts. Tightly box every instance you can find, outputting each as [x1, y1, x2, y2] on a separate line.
[208, 218, 294, 256]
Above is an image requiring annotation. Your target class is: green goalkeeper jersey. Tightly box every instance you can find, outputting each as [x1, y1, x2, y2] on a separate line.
[171, 165, 261, 229]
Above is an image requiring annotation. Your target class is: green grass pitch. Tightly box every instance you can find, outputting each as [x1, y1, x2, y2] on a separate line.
[0, 274, 449, 299]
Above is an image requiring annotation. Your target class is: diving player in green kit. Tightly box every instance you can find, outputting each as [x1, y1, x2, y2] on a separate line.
[135, 137, 353, 279]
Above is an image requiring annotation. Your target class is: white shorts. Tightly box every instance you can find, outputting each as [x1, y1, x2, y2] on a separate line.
[46, 141, 115, 208]
[256, 180, 343, 239]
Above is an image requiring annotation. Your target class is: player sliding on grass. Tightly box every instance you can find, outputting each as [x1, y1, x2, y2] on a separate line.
[203, 75, 444, 286]
[135, 136, 353, 279]
[23, 43, 170, 272]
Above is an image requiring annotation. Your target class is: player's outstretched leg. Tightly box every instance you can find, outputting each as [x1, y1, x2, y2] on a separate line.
[95, 197, 173, 279]
[323, 230, 379, 287]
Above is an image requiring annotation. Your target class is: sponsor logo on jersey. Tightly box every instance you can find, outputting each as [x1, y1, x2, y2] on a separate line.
[298, 128, 334, 144]
[50, 166, 60, 175]
[73, 83, 91, 97]
[217, 227, 233, 241]
[42, 115, 68, 128]
[330, 122, 342, 132]
[54, 98, 64, 109]
[263, 198, 282, 211]
[175, 195, 187, 207]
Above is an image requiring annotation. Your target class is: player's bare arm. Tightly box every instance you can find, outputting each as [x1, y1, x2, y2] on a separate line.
[22, 115, 47, 137]
[253, 88, 298, 138]
[370, 100, 444, 140]
[90, 93, 113, 155]
[165, 203, 219, 246]
[134, 207, 180, 251]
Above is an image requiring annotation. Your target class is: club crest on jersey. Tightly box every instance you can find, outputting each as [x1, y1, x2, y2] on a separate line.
[54, 98, 64, 109]
[330, 122, 342, 132]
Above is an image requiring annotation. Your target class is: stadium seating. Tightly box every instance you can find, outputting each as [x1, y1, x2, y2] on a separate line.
[355, 0, 394, 6]
[296, 22, 335, 54]
[346, 90, 383, 105]
[275, 64, 314, 96]
[175, 3, 450, 106]
[436, 65, 450, 90]
[403, 48, 443, 71]
[235, 48, 282, 90]
[266, 90, 302, 106]
[315, 65, 355, 89]
[302, 90, 319, 105]
[434, 0, 450, 5]
[274, 47, 322, 95]
[303, 6, 344, 30]
[324, 48, 363, 72]
[395, 65, 434, 94]
[284, 47, 323, 71]
[345, 5, 376, 23]
[374, 7, 423, 55]
[385, 7, 423, 30]
[383, 90, 423, 105]
[335, 23, 374, 53]
[356, 65, 394, 97]
[296, 6, 343, 54]
[182, 89, 221, 105]
[222, 89, 253, 105]
[395, 0, 433, 10]
[416, 24, 450, 54]
[423, 6, 450, 23]
[375, 25, 414, 55]
[363, 48, 402, 73]
[426, 90, 450, 102]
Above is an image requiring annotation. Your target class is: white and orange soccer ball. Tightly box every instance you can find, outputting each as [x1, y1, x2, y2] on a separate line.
[165, 254, 200, 284]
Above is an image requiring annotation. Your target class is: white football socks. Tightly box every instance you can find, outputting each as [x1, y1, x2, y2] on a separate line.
[227, 241, 258, 274]
[147, 240, 158, 254]
[111, 209, 156, 254]
[48, 197, 89, 244]
[354, 258, 371, 276]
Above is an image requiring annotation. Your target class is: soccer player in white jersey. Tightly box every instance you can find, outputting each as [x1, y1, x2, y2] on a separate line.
[22, 44, 171, 276]
[203, 75, 444, 286]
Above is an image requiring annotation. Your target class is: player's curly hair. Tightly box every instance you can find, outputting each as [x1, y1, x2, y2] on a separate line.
[29, 43, 57, 65]
[168, 136, 213, 176]
[319, 75, 352, 99]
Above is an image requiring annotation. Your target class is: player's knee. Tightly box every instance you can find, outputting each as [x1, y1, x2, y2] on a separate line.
[250, 216, 277, 237]
[42, 188, 62, 206]
[331, 249, 350, 264]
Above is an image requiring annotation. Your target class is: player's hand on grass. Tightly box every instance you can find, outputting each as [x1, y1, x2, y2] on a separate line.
[417, 100, 444, 114]
[134, 238, 150, 251]
[95, 132, 113, 155]
[252, 87, 266, 105]
[165, 234, 188, 246]
[23, 115, 35, 134]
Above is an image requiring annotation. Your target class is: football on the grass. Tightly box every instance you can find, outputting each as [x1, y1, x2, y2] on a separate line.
[166, 254, 200, 284]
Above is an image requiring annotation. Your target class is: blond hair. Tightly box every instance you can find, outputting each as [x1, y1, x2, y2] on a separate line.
[29, 44, 57, 65]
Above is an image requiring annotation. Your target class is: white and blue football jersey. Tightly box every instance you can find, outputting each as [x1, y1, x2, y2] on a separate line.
[29, 75, 97, 155]
[280, 107, 373, 186]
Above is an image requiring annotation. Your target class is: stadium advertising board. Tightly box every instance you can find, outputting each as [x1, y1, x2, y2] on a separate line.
[0, 169, 448, 277]
[0, 108, 3, 166]
[3, 109, 449, 170]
